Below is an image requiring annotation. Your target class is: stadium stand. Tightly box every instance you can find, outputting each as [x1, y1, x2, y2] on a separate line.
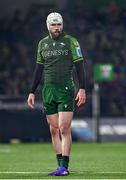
[0, 1, 126, 116]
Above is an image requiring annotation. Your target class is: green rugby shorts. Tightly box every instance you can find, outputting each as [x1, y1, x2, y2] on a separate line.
[42, 85, 75, 115]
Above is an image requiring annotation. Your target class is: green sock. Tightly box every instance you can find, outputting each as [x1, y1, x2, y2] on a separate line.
[56, 154, 62, 166]
[61, 156, 69, 169]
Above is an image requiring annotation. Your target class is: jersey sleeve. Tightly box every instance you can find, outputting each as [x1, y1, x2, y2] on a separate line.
[36, 40, 44, 64]
[70, 38, 83, 62]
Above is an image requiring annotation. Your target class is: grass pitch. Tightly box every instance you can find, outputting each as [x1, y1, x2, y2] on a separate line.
[0, 143, 126, 179]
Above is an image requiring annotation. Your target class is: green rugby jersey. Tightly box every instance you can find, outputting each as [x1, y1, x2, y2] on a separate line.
[36, 32, 83, 86]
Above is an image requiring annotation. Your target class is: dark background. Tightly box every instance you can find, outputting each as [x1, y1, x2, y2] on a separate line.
[0, 0, 126, 142]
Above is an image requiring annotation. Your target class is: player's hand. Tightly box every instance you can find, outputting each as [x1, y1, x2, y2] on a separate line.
[27, 93, 35, 108]
[75, 89, 86, 107]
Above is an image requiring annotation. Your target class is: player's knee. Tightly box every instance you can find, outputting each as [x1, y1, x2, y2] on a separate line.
[60, 124, 70, 135]
[50, 126, 59, 136]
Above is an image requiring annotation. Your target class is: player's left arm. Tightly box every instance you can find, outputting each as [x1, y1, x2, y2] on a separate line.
[71, 37, 86, 106]
[74, 61, 86, 106]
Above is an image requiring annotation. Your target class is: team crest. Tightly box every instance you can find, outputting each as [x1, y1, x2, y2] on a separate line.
[42, 43, 49, 49]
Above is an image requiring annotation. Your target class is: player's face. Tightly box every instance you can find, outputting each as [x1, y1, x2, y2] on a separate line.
[49, 23, 63, 38]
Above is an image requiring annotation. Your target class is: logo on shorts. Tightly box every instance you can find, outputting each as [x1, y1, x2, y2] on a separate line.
[64, 104, 68, 108]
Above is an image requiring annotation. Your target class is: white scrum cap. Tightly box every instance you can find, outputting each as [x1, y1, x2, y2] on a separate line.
[46, 12, 63, 30]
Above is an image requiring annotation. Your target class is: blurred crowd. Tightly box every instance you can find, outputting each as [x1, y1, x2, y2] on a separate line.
[0, 2, 126, 116]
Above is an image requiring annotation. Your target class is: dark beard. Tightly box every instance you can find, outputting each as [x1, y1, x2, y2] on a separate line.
[50, 31, 62, 39]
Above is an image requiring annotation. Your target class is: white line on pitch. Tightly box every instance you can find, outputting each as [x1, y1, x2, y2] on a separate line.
[0, 172, 45, 174]
[0, 171, 126, 174]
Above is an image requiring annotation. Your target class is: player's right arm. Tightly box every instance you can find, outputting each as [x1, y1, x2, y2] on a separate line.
[27, 40, 44, 108]
[27, 93, 35, 109]
[27, 64, 44, 108]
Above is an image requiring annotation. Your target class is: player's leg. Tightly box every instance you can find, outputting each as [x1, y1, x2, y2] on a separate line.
[58, 112, 73, 156]
[47, 114, 62, 159]
[51, 112, 73, 176]
[47, 85, 74, 176]
[59, 112, 73, 165]
[51, 85, 74, 176]
[47, 110, 73, 176]
[42, 86, 62, 172]
[47, 113, 63, 176]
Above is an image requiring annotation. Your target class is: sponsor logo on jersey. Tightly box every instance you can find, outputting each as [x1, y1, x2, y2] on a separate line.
[41, 49, 69, 58]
